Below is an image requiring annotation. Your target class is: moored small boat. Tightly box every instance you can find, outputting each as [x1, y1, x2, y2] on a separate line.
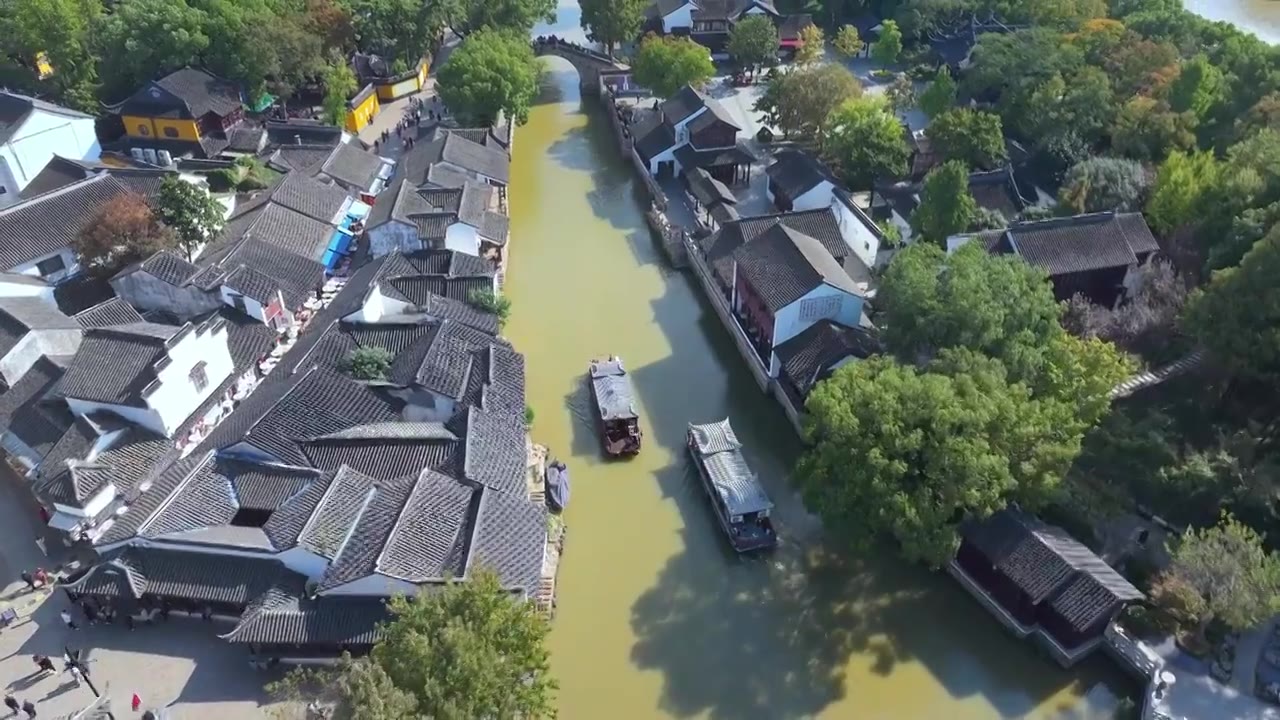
[588, 356, 641, 456]
[545, 459, 570, 512]
[687, 418, 776, 552]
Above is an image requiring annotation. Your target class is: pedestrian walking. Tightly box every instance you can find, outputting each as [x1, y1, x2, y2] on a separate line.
[59, 610, 77, 630]
[131, 693, 142, 712]
[19, 572, 34, 591]
[80, 601, 97, 625]
[32, 569, 48, 587]
[34, 656, 55, 675]
[19, 700, 33, 719]
[65, 665, 81, 687]
[4, 695, 19, 715]
[125, 613, 135, 631]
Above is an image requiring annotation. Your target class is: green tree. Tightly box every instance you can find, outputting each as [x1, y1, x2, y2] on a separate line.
[437, 29, 542, 126]
[268, 654, 418, 720]
[1167, 54, 1225, 122]
[579, 0, 648, 58]
[350, 0, 450, 65]
[1146, 150, 1219, 236]
[754, 63, 862, 143]
[374, 571, 556, 718]
[822, 96, 910, 189]
[799, 349, 1081, 566]
[832, 25, 864, 59]
[871, 18, 903, 65]
[727, 16, 778, 74]
[927, 109, 1007, 170]
[917, 66, 957, 120]
[456, 0, 555, 36]
[74, 193, 175, 276]
[468, 288, 512, 328]
[0, 0, 101, 112]
[1207, 200, 1280, 273]
[197, 0, 324, 99]
[95, 0, 211, 100]
[911, 160, 976, 245]
[1162, 514, 1280, 636]
[1110, 96, 1196, 161]
[343, 346, 394, 381]
[631, 33, 714, 99]
[1185, 226, 1280, 381]
[794, 24, 825, 66]
[322, 57, 358, 126]
[154, 176, 224, 261]
[886, 73, 915, 116]
[1058, 157, 1150, 213]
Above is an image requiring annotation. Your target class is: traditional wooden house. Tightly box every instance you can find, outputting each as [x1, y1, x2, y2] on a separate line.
[633, 85, 755, 184]
[113, 68, 246, 159]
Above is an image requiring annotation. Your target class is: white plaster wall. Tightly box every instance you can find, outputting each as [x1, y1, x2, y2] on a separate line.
[444, 222, 480, 256]
[663, 3, 695, 32]
[793, 182, 835, 212]
[143, 325, 234, 436]
[0, 278, 54, 302]
[0, 327, 81, 385]
[831, 196, 881, 271]
[368, 222, 422, 257]
[771, 284, 863, 347]
[10, 248, 79, 281]
[1, 431, 41, 471]
[53, 484, 117, 519]
[0, 112, 100, 206]
[219, 286, 266, 323]
[647, 145, 679, 175]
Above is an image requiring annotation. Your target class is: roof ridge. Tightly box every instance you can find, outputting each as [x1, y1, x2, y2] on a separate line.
[0, 173, 111, 214]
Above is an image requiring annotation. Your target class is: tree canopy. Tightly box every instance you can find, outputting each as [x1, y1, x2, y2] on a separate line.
[1058, 157, 1150, 213]
[832, 25, 864, 59]
[1185, 225, 1280, 382]
[348, 0, 448, 70]
[154, 176, 224, 261]
[926, 109, 1007, 170]
[437, 29, 542, 126]
[794, 24, 825, 66]
[910, 160, 976, 245]
[871, 19, 903, 65]
[1162, 514, 1280, 633]
[1145, 150, 1218, 236]
[579, 0, 648, 57]
[754, 63, 861, 143]
[75, 193, 174, 276]
[822, 96, 910, 189]
[632, 34, 715, 99]
[322, 57, 358, 126]
[454, 0, 556, 36]
[0, 0, 101, 112]
[727, 15, 778, 71]
[918, 66, 957, 120]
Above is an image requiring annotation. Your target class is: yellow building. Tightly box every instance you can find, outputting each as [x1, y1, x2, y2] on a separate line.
[373, 59, 431, 101]
[344, 84, 381, 134]
[116, 67, 245, 158]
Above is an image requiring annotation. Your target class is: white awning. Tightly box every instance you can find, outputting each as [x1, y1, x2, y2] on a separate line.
[47, 510, 83, 532]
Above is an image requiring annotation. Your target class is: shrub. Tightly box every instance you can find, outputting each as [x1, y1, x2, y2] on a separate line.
[343, 346, 394, 381]
[524, 405, 535, 426]
[206, 168, 240, 193]
[468, 288, 512, 328]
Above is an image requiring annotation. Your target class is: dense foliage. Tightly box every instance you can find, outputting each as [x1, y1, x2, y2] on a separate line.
[910, 160, 976, 244]
[437, 30, 542, 126]
[754, 63, 862, 143]
[632, 34, 715, 98]
[1162, 514, 1280, 634]
[343, 346, 394, 381]
[821, 96, 911, 189]
[269, 571, 556, 719]
[727, 15, 779, 72]
[926, 108, 1007, 170]
[154, 175, 224, 261]
[579, 0, 648, 57]
[75, 193, 174, 276]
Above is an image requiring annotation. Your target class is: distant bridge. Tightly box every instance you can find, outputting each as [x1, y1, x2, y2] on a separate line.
[532, 38, 629, 94]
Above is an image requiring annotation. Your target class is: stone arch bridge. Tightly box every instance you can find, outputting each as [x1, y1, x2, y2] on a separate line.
[532, 38, 629, 95]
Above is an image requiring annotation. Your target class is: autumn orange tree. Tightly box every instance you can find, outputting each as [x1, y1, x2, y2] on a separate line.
[75, 192, 175, 276]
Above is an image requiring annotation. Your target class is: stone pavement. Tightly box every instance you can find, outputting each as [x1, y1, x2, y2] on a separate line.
[0, 468, 286, 719]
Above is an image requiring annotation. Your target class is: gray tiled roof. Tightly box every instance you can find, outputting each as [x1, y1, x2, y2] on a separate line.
[0, 175, 143, 269]
[774, 320, 881, 397]
[122, 67, 243, 119]
[269, 145, 334, 175]
[221, 591, 389, 645]
[141, 457, 238, 537]
[377, 469, 476, 582]
[140, 250, 199, 285]
[301, 439, 461, 481]
[392, 320, 504, 399]
[425, 163, 473, 189]
[270, 172, 350, 224]
[462, 407, 528, 496]
[317, 474, 419, 591]
[766, 150, 834, 201]
[265, 120, 344, 148]
[633, 115, 677, 161]
[478, 211, 510, 245]
[661, 85, 708, 125]
[299, 465, 378, 559]
[0, 356, 72, 459]
[74, 298, 145, 328]
[37, 425, 170, 508]
[470, 487, 546, 593]
[67, 546, 304, 607]
[687, 95, 741, 135]
[195, 237, 326, 309]
[685, 167, 737, 208]
[320, 142, 386, 191]
[384, 274, 494, 305]
[308, 422, 456, 441]
[221, 456, 322, 511]
[404, 132, 510, 185]
[732, 223, 861, 312]
[244, 202, 336, 261]
[707, 208, 850, 271]
[1000, 212, 1157, 276]
[262, 466, 337, 549]
[383, 250, 493, 278]
[54, 324, 182, 405]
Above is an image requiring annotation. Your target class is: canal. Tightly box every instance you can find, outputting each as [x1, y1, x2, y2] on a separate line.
[503, 58, 1131, 719]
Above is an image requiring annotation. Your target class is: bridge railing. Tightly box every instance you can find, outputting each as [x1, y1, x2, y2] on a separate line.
[532, 36, 621, 66]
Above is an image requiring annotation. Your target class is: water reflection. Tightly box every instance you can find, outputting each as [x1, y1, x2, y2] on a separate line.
[507, 56, 1131, 719]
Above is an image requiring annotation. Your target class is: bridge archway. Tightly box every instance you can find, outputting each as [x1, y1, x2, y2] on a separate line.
[532, 38, 629, 95]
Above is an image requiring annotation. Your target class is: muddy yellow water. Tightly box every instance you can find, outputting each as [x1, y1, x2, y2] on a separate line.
[504, 59, 1131, 720]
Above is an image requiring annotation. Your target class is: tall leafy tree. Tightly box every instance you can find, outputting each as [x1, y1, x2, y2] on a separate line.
[1162, 514, 1280, 636]
[579, 0, 648, 58]
[456, 0, 555, 36]
[95, 0, 211, 100]
[75, 193, 175, 276]
[322, 57, 358, 126]
[1110, 95, 1196, 161]
[631, 34, 714, 99]
[437, 29, 542, 125]
[1167, 54, 1225, 122]
[350, 0, 449, 68]
[822, 95, 910, 189]
[753, 63, 862, 143]
[1146, 150, 1219, 236]
[886, 73, 915, 116]
[374, 571, 557, 718]
[305, 0, 358, 54]
[794, 24, 826, 66]
[871, 19, 903, 65]
[799, 349, 1081, 566]
[917, 66, 957, 120]
[154, 176, 224, 261]
[0, 0, 101, 112]
[727, 15, 778, 74]
[1185, 226, 1280, 382]
[1058, 157, 1151, 213]
[910, 160, 976, 245]
[832, 25, 864, 59]
[926, 109, 1007, 170]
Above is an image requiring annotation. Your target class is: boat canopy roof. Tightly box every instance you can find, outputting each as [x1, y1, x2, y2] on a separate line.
[590, 358, 638, 421]
[689, 418, 773, 517]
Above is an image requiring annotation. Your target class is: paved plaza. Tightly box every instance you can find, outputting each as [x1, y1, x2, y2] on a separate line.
[0, 469, 288, 719]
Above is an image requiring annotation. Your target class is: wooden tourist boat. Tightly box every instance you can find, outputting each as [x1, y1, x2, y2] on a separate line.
[545, 459, 570, 512]
[588, 356, 642, 456]
[687, 418, 777, 552]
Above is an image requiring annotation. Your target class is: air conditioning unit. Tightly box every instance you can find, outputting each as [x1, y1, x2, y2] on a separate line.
[142, 148, 158, 165]
[130, 148, 146, 162]
[156, 150, 173, 167]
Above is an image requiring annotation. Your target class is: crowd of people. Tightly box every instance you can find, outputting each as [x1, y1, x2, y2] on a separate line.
[371, 92, 449, 155]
